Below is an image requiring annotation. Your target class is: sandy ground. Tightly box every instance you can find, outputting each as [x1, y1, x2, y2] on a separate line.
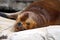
[0, 17, 15, 32]
[0, 17, 15, 40]
[9, 26, 60, 40]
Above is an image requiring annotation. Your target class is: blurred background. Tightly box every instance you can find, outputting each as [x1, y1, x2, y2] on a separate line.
[0, 0, 35, 13]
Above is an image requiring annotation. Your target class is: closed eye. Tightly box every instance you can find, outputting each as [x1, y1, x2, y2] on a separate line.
[26, 22, 30, 25]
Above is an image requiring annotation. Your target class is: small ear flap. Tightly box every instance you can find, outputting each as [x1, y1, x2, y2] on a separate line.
[19, 13, 29, 22]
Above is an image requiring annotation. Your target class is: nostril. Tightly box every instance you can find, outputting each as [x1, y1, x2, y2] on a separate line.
[17, 22, 22, 26]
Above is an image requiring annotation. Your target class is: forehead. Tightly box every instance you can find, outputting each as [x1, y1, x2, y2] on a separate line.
[25, 17, 35, 22]
[17, 14, 36, 22]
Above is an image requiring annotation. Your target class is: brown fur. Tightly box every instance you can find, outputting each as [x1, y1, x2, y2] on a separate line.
[14, 0, 60, 31]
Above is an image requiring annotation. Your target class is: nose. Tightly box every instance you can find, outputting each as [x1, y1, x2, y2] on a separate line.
[16, 22, 25, 31]
[17, 22, 22, 26]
